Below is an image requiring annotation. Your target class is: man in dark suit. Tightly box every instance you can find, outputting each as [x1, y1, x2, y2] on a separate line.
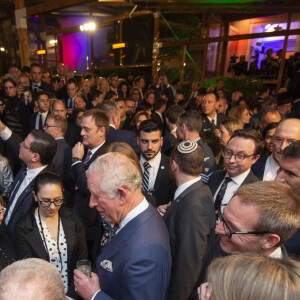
[276, 141, 300, 256]
[252, 118, 300, 181]
[201, 92, 228, 136]
[63, 109, 109, 245]
[28, 92, 50, 132]
[137, 120, 175, 207]
[30, 63, 53, 101]
[63, 78, 79, 116]
[177, 110, 216, 183]
[0, 121, 56, 239]
[98, 100, 140, 153]
[74, 152, 171, 300]
[43, 114, 69, 178]
[52, 100, 81, 147]
[151, 98, 167, 130]
[208, 129, 263, 215]
[158, 140, 215, 300]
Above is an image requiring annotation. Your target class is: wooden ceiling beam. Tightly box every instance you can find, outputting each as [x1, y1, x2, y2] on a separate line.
[46, 9, 153, 35]
[27, 0, 94, 16]
[161, 28, 300, 47]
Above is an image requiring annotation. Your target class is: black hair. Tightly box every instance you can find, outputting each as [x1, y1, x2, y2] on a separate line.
[138, 119, 162, 137]
[33, 172, 63, 194]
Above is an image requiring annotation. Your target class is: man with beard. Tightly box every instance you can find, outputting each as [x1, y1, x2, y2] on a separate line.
[137, 120, 175, 207]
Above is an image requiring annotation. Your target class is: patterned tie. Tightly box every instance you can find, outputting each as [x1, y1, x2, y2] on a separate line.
[142, 161, 151, 192]
[39, 114, 43, 130]
[215, 177, 232, 214]
[82, 151, 92, 169]
[101, 221, 119, 249]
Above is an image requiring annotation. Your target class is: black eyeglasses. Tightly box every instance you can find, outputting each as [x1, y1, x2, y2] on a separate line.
[37, 197, 64, 207]
[218, 211, 270, 239]
[222, 149, 256, 162]
[44, 123, 58, 129]
[20, 141, 33, 152]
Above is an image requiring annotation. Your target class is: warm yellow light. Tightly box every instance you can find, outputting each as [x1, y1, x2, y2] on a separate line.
[36, 49, 47, 55]
[80, 22, 96, 32]
[0, 47, 5, 52]
[112, 42, 126, 49]
[49, 40, 57, 45]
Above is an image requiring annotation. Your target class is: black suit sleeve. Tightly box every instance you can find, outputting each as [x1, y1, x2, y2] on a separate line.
[168, 192, 215, 299]
[14, 221, 35, 259]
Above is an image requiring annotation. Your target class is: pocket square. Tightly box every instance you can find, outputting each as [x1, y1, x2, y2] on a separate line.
[101, 259, 113, 272]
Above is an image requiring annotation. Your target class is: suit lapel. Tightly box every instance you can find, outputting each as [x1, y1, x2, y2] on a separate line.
[153, 154, 168, 193]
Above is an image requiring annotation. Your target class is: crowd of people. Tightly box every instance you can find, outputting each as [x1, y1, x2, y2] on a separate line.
[0, 61, 299, 300]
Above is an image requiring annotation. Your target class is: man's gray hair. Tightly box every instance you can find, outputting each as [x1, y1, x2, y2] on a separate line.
[87, 152, 142, 198]
[0, 258, 66, 300]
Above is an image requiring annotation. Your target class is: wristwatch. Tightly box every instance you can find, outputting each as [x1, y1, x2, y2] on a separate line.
[72, 157, 82, 164]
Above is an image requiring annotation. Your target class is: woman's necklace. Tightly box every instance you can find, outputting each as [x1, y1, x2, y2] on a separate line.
[38, 208, 63, 272]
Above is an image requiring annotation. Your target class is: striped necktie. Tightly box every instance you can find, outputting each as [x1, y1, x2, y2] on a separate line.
[142, 161, 151, 192]
[215, 177, 232, 215]
[82, 151, 92, 169]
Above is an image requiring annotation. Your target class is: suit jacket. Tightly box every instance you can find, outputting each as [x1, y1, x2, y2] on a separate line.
[207, 169, 260, 197]
[105, 126, 140, 154]
[64, 122, 81, 148]
[197, 139, 216, 184]
[163, 180, 215, 300]
[14, 206, 88, 299]
[201, 113, 228, 134]
[141, 152, 175, 207]
[51, 138, 70, 178]
[30, 81, 54, 101]
[94, 204, 171, 300]
[63, 143, 106, 240]
[28, 111, 50, 132]
[251, 156, 268, 180]
[2, 132, 53, 239]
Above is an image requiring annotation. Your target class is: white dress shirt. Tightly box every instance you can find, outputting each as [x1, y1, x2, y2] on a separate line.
[263, 154, 279, 181]
[140, 151, 162, 194]
[213, 169, 251, 213]
[5, 165, 47, 224]
[35, 111, 48, 129]
[174, 177, 201, 201]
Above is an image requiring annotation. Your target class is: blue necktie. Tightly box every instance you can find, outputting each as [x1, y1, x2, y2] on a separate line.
[215, 177, 232, 214]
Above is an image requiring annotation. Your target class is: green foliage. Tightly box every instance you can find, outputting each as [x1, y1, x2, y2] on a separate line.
[198, 76, 264, 106]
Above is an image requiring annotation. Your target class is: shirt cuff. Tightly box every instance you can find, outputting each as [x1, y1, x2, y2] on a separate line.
[91, 290, 101, 300]
[0, 126, 12, 141]
[71, 161, 82, 167]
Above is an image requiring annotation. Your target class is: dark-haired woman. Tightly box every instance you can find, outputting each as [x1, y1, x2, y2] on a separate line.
[3, 78, 29, 138]
[14, 172, 88, 299]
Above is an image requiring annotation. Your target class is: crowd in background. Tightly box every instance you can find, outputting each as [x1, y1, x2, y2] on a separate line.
[0, 58, 299, 300]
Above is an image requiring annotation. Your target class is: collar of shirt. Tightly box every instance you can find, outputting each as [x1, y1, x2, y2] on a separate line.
[207, 114, 217, 124]
[89, 140, 105, 156]
[55, 137, 64, 140]
[194, 137, 201, 143]
[140, 151, 161, 172]
[174, 177, 201, 200]
[269, 247, 282, 259]
[225, 168, 251, 185]
[171, 127, 177, 133]
[33, 82, 41, 87]
[263, 153, 279, 181]
[109, 124, 116, 129]
[117, 198, 149, 233]
[38, 111, 48, 118]
[27, 165, 48, 182]
[155, 111, 163, 120]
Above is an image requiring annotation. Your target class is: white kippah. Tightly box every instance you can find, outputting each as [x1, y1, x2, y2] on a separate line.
[177, 140, 198, 154]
